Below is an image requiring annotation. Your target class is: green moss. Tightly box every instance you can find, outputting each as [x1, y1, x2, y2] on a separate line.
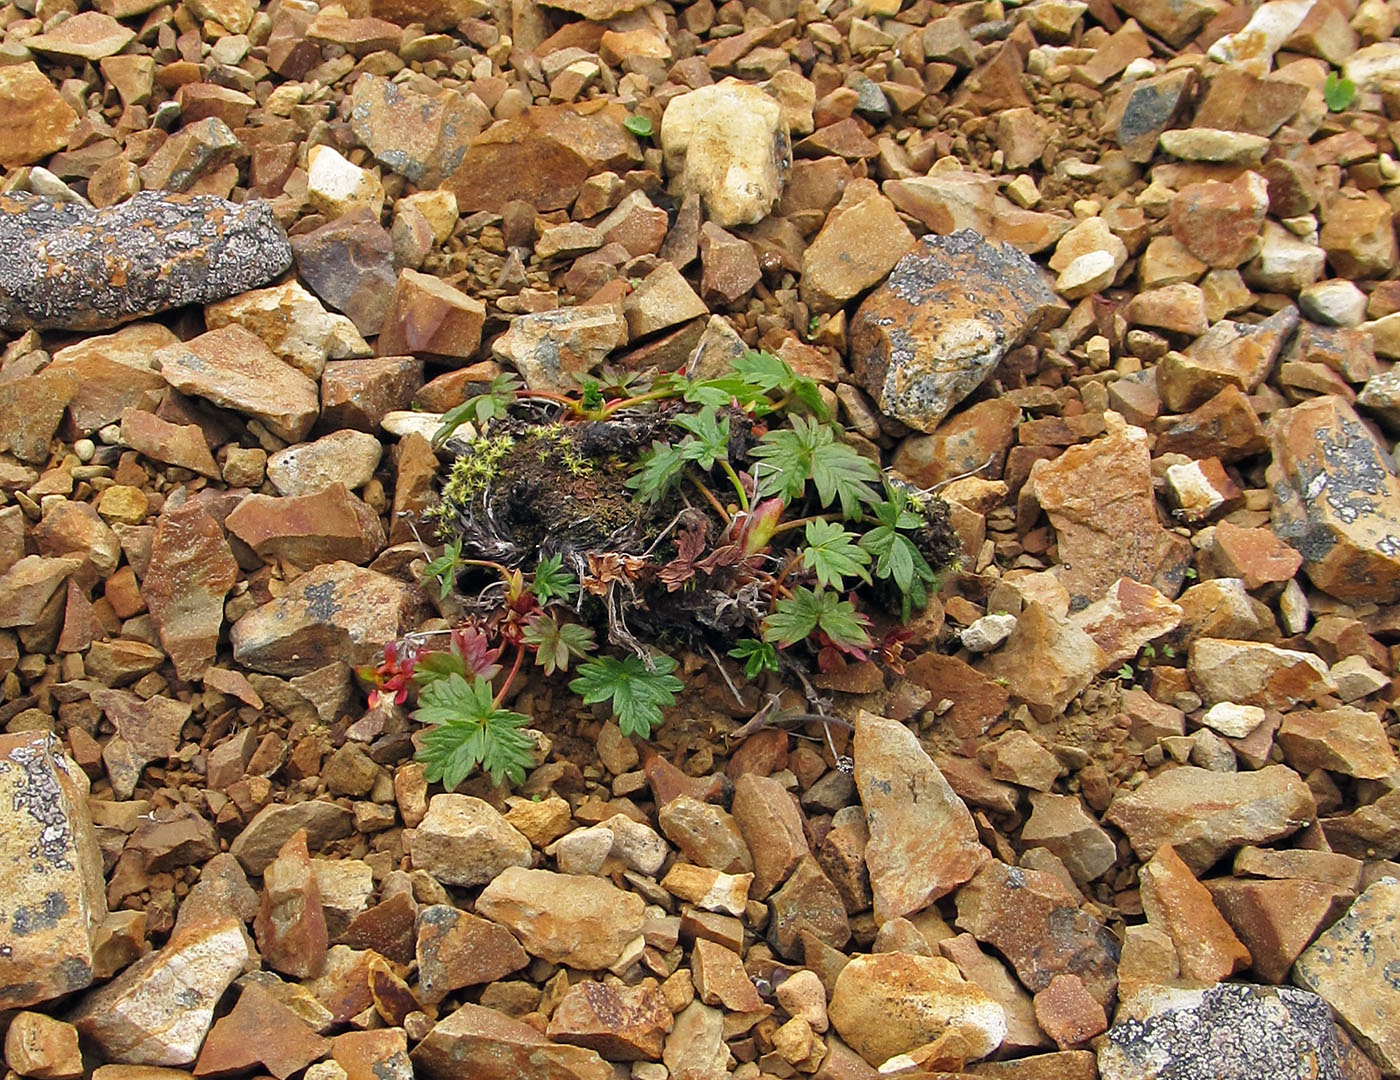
[441, 434, 514, 506]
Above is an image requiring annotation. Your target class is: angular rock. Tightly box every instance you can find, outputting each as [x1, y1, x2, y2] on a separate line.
[1278, 706, 1398, 780]
[1189, 638, 1335, 709]
[90, 688, 191, 800]
[623, 263, 708, 338]
[26, 12, 134, 61]
[1021, 793, 1117, 883]
[413, 1002, 612, 1080]
[119, 410, 220, 479]
[1026, 414, 1191, 607]
[0, 64, 77, 169]
[851, 230, 1060, 434]
[70, 917, 250, 1066]
[1071, 577, 1182, 669]
[0, 733, 106, 1010]
[205, 280, 370, 382]
[409, 794, 532, 888]
[801, 184, 914, 314]
[1268, 395, 1400, 604]
[321, 356, 423, 433]
[978, 603, 1107, 719]
[445, 104, 641, 214]
[0, 192, 291, 332]
[415, 904, 529, 1003]
[1169, 171, 1269, 269]
[1140, 844, 1251, 983]
[829, 953, 1006, 1069]
[3, 1012, 83, 1080]
[732, 772, 810, 898]
[1106, 765, 1315, 873]
[193, 982, 330, 1080]
[955, 860, 1120, 1006]
[226, 485, 385, 569]
[547, 980, 673, 1061]
[1294, 878, 1400, 1073]
[1158, 307, 1298, 413]
[657, 794, 753, 874]
[661, 80, 789, 228]
[350, 73, 488, 189]
[493, 305, 628, 394]
[291, 209, 399, 336]
[266, 431, 384, 497]
[143, 501, 238, 682]
[378, 270, 486, 359]
[769, 854, 852, 953]
[230, 561, 414, 676]
[229, 801, 354, 876]
[1206, 876, 1355, 984]
[254, 830, 328, 980]
[475, 867, 645, 970]
[153, 325, 320, 443]
[1098, 982, 1342, 1080]
[853, 710, 988, 923]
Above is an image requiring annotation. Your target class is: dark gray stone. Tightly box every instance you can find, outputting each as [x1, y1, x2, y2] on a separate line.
[1097, 983, 1341, 1080]
[0, 191, 292, 331]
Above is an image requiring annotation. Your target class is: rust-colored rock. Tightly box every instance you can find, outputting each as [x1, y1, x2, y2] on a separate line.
[253, 829, 328, 980]
[143, 501, 238, 682]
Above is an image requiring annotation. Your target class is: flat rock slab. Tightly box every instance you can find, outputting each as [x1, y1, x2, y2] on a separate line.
[0, 192, 292, 332]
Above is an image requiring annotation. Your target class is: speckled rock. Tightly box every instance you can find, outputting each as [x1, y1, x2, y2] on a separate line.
[0, 733, 106, 1011]
[412, 1002, 613, 1080]
[1268, 395, 1400, 604]
[69, 916, 250, 1066]
[1293, 878, 1400, 1074]
[0, 192, 291, 332]
[850, 230, 1061, 433]
[409, 794, 532, 888]
[1099, 983, 1342, 1080]
[474, 867, 646, 971]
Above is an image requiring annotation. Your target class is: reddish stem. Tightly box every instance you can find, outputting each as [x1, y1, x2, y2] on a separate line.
[493, 642, 526, 708]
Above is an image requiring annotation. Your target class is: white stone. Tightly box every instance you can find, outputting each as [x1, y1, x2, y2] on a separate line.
[1344, 41, 1400, 90]
[1246, 221, 1326, 293]
[1057, 249, 1118, 298]
[381, 410, 450, 441]
[1165, 461, 1225, 521]
[661, 78, 788, 228]
[548, 827, 614, 876]
[1208, 0, 1314, 69]
[1299, 280, 1368, 327]
[306, 144, 385, 218]
[1201, 701, 1266, 738]
[1279, 578, 1310, 635]
[205, 280, 371, 381]
[1329, 655, 1390, 703]
[960, 614, 1018, 653]
[266, 430, 384, 497]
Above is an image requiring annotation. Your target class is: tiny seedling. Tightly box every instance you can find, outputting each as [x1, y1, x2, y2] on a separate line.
[1324, 71, 1356, 112]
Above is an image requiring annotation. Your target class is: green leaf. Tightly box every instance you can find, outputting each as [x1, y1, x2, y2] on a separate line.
[413, 673, 534, 787]
[751, 417, 880, 518]
[522, 614, 595, 676]
[1324, 71, 1356, 112]
[623, 114, 654, 137]
[626, 440, 686, 503]
[731, 350, 830, 420]
[762, 586, 872, 649]
[801, 519, 871, 590]
[421, 537, 463, 601]
[569, 652, 684, 738]
[673, 405, 731, 470]
[434, 373, 520, 446]
[729, 638, 779, 678]
[531, 554, 578, 605]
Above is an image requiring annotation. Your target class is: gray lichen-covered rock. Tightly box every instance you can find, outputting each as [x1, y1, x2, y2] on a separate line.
[0, 191, 292, 332]
[1098, 982, 1341, 1080]
[850, 230, 1062, 433]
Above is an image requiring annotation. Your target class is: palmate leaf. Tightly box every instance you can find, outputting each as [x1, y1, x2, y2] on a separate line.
[673, 406, 730, 470]
[801, 519, 871, 590]
[434, 373, 520, 446]
[531, 554, 578, 605]
[522, 613, 596, 675]
[413, 673, 534, 787]
[762, 586, 872, 649]
[731, 350, 830, 420]
[751, 417, 880, 519]
[421, 537, 463, 601]
[569, 652, 684, 738]
[626, 440, 686, 503]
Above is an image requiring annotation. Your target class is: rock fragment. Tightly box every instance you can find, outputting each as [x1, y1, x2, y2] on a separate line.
[0, 193, 291, 332]
[409, 795, 532, 888]
[475, 867, 645, 970]
[0, 733, 107, 1010]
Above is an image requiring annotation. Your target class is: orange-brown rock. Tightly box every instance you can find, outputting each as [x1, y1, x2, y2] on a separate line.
[0, 63, 78, 167]
[1139, 844, 1251, 983]
[377, 270, 486, 359]
[415, 904, 529, 1003]
[193, 983, 329, 1079]
[253, 829, 328, 980]
[143, 500, 238, 682]
[411, 1002, 613, 1080]
[1205, 876, 1355, 983]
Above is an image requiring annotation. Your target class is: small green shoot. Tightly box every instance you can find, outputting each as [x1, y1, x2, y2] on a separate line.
[763, 586, 872, 649]
[521, 614, 595, 676]
[1324, 71, 1356, 112]
[623, 114, 654, 138]
[531, 554, 579, 605]
[422, 537, 464, 601]
[730, 638, 779, 678]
